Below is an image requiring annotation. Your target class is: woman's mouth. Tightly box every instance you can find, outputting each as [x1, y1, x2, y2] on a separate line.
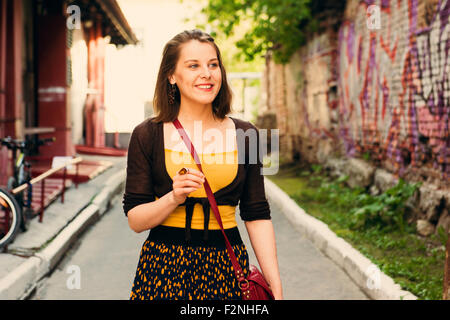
[195, 84, 214, 92]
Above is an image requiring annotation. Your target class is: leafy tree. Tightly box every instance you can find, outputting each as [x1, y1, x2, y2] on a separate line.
[199, 0, 315, 64]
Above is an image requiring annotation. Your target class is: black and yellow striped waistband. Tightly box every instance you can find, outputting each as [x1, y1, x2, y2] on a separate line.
[147, 225, 243, 248]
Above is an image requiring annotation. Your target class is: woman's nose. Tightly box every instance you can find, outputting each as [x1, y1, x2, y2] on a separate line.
[200, 66, 211, 78]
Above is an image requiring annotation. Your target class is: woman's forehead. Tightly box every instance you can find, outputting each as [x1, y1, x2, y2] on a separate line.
[178, 40, 218, 62]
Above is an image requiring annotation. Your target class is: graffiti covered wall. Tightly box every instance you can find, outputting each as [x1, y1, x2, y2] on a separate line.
[263, 0, 449, 186]
[338, 0, 449, 182]
[263, 31, 340, 164]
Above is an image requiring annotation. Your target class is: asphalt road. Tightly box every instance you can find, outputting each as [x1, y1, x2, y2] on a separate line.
[30, 191, 369, 300]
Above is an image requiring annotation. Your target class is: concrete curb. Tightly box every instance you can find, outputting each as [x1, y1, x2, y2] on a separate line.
[92, 169, 126, 217]
[264, 177, 418, 300]
[0, 256, 42, 300]
[34, 204, 101, 278]
[0, 168, 126, 300]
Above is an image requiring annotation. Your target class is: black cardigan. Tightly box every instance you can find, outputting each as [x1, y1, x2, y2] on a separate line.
[122, 116, 271, 236]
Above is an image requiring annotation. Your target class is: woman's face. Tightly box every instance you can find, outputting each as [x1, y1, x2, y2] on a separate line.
[169, 40, 222, 107]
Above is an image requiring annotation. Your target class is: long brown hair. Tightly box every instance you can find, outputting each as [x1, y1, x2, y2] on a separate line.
[152, 29, 233, 123]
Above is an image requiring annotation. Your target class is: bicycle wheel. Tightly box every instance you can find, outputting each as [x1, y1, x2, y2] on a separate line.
[0, 188, 22, 248]
[7, 176, 29, 231]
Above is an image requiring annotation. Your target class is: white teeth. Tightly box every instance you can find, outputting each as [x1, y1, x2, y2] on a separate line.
[197, 85, 212, 89]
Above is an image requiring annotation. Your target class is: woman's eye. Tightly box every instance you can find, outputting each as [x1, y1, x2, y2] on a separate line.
[188, 63, 218, 69]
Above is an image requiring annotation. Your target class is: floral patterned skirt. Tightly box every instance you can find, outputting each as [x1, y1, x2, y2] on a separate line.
[130, 225, 250, 300]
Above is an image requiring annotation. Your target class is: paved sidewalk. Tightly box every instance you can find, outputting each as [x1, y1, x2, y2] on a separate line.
[29, 193, 146, 300]
[29, 192, 370, 300]
[0, 154, 127, 299]
[239, 201, 369, 299]
[0, 153, 416, 300]
[264, 178, 417, 300]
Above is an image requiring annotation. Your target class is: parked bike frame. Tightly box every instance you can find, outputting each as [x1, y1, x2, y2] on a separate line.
[0, 136, 55, 248]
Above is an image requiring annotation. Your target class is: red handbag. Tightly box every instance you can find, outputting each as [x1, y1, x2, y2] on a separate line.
[173, 118, 275, 300]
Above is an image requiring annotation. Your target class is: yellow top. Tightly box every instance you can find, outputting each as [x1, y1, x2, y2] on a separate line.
[160, 148, 239, 230]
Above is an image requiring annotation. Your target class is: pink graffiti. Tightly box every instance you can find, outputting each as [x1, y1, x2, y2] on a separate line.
[338, 0, 450, 180]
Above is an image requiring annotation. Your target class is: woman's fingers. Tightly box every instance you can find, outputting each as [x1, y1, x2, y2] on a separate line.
[173, 179, 203, 189]
[183, 168, 204, 178]
[185, 173, 205, 184]
[174, 168, 205, 185]
[179, 168, 205, 180]
[171, 168, 206, 205]
[172, 168, 205, 202]
[179, 187, 199, 194]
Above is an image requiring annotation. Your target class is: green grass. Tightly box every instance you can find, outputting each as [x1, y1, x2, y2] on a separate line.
[268, 162, 446, 300]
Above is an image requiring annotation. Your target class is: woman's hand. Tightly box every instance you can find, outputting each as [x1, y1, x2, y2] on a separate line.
[272, 289, 284, 300]
[171, 168, 205, 205]
[244, 220, 283, 301]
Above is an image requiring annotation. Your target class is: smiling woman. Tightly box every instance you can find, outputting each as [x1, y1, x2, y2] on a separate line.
[152, 29, 232, 123]
[123, 29, 283, 300]
[169, 42, 222, 108]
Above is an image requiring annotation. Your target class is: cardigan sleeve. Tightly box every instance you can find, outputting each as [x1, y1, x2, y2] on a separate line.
[238, 122, 271, 221]
[122, 122, 156, 216]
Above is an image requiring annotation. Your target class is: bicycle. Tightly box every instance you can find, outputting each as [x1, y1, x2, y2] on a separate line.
[0, 135, 55, 248]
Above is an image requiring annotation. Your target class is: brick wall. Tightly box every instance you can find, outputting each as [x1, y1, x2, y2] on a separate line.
[263, 0, 449, 187]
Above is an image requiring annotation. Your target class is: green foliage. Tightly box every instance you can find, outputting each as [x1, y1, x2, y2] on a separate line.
[436, 226, 449, 247]
[362, 152, 371, 161]
[310, 163, 322, 174]
[269, 165, 445, 300]
[315, 176, 422, 233]
[200, 0, 315, 64]
[349, 179, 421, 232]
[297, 168, 423, 234]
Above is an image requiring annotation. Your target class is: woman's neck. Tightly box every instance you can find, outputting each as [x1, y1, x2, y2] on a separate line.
[177, 101, 218, 126]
